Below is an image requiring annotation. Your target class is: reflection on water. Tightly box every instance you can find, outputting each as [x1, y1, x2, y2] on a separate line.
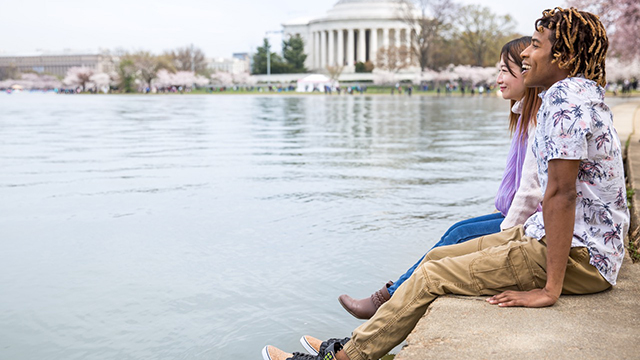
[1, 94, 516, 359]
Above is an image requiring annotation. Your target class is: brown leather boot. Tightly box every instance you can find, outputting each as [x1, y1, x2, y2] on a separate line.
[338, 281, 393, 320]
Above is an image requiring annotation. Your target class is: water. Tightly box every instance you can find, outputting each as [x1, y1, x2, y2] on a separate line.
[0, 93, 552, 359]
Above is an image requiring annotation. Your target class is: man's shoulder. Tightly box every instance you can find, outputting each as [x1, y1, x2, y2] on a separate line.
[541, 77, 607, 115]
[546, 77, 604, 101]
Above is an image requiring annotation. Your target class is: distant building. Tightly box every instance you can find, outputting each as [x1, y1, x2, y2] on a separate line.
[208, 56, 250, 74]
[282, 0, 412, 73]
[232, 53, 251, 62]
[0, 50, 114, 78]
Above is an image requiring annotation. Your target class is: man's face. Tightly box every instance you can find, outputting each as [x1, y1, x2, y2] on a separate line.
[520, 27, 570, 90]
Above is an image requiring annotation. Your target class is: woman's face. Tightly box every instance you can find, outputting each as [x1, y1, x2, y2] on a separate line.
[496, 55, 525, 101]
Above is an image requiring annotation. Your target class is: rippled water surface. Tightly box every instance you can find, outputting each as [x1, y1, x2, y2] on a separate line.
[1, 93, 538, 359]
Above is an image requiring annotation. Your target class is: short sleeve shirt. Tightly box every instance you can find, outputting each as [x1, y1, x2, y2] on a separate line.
[523, 77, 629, 285]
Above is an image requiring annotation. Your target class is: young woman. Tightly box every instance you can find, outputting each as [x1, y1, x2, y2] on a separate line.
[338, 36, 544, 320]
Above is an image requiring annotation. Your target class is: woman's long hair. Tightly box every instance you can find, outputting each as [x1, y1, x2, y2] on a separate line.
[500, 36, 542, 139]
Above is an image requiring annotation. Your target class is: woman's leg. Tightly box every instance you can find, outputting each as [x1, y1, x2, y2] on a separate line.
[339, 213, 505, 319]
[431, 212, 504, 249]
[437, 212, 503, 242]
[387, 213, 504, 296]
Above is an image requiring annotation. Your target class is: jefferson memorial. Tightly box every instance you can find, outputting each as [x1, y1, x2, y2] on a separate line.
[282, 0, 414, 73]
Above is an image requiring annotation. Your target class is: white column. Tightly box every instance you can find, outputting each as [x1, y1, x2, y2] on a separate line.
[314, 31, 320, 69]
[405, 28, 411, 64]
[395, 28, 401, 49]
[337, 30, 345, 66]
[320, 30, 327, 68]
[328, 30, 335, 66]
[358, 28, 366, 63]
[382, 28, 390, 68]
[370, 28, 378, 65]
[383, 28, 390, 49]
[347, 29, 355, 66]
[304, 32, 312, 70]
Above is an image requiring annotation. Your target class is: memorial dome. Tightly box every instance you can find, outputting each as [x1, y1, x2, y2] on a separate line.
[282, 0, 414, 73]
[335, 0, 397, 3]
[327, 0, 404, 20]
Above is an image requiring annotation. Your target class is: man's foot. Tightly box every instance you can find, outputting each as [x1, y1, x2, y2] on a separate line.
[299, 335, 350, 356]
[338, 281, 393, 319]
[299, 336, 322, 356]
[262, 345, 313, 360]
[263, 338, 347, 360]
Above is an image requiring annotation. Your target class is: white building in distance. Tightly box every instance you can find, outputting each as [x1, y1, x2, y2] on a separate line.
[208, 56, 251, 74]
[282, 0, 413, 73]
[0, 49, 114, 78]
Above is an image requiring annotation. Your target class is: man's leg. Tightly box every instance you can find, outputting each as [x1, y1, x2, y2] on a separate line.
[343, 226, 546, 360]
[388, 213, 505, 296]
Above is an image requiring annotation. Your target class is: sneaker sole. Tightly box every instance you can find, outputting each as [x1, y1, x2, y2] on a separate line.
[299, 336, 319, 356]
[261, 346, 272, 360]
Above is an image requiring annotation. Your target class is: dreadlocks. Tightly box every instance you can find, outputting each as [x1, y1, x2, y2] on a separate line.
[536, 7, 608, 87]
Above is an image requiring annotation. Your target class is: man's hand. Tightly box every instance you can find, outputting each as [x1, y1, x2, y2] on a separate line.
[486, 288, 559, 308]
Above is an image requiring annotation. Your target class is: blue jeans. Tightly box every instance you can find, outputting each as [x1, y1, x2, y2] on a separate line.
[387, 212, 505, 296]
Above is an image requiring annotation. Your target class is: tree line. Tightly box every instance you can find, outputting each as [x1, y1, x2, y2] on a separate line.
[252, 36, 307, 75]
[0, 45, 211, 92]
[114, 45, 209, 92]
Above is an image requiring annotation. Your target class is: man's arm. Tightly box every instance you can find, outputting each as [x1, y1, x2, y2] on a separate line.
[488, 159, 579, 307]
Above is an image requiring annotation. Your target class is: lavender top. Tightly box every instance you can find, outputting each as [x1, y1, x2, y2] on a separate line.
[495, 113, 530, 216]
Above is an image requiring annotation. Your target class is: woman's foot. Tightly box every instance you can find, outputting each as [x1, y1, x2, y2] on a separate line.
[338, 281, 393, 319]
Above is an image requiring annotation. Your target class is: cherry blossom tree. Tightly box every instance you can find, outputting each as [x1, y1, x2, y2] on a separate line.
[63, 67, 94, 91]
[154, 70, 208, 89]
[154, 69, 173, 88]
[89, 73, 111, 93]
[606, 58, 640, 84]
[165, 45, 208, 74]
[376, 45, 413, 73]
[373, 70, 397, 85]
[0, 73, 61, 90]
[452, 65, 497, 87]
[414, 68, 438, 85]
[210, 72, 233, 86]
[567, 0, 640, 60]
[126, 51, 174, 88]
[232, 72, 257, 86]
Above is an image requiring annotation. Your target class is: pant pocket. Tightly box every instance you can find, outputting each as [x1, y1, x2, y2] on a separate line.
[566, 247, 589, 268]
[469, 245, 540, 293]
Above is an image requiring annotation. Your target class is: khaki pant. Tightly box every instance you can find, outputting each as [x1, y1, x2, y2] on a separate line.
[343, 226, 611, 360]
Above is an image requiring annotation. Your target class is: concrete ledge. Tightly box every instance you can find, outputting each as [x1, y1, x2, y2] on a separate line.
[395, 101, 640, 360]
[396, 254, 640, 360]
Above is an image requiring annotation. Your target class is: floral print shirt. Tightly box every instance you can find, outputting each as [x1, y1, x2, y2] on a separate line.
[524, 77, 629, 285]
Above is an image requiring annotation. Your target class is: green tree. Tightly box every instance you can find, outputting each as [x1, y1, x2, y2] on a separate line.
[398, 0, 458, 72]
[252, 38, 292, 74]
[282, 35, 307, 73]
[456, 5, 517, 67]
[131, 51, 175, 88]
[164, 45, 209, 76]
[116, 57, 137, 93]
[0, 64, 20, 80]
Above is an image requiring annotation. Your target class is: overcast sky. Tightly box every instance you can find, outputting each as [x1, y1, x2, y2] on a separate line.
[1, 0, 565, 57]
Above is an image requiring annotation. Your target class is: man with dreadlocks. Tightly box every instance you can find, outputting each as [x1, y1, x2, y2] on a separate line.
[262, 7, 629, 360]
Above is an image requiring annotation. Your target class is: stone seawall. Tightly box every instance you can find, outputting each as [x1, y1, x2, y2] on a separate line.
[395, 101, 640, 360]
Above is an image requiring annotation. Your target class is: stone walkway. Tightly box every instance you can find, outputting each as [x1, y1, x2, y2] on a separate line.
[395, 100, 640, 360]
